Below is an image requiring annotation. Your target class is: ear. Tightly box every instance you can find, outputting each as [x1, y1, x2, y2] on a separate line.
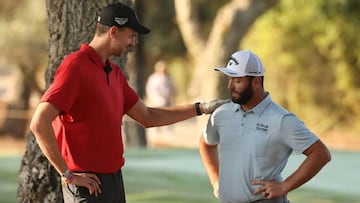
[108, 26, 118, 38]
[252, 77, 262, 89]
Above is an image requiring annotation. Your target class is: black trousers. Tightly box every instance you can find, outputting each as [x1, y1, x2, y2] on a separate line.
[62, 169, 126, 203]
[251, 196, 289, 203]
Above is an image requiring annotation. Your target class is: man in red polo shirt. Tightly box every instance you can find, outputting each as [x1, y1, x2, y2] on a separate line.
[30, 2, 227, 203]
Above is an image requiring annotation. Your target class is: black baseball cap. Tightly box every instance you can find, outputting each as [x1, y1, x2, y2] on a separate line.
[97, 2, 150, 34]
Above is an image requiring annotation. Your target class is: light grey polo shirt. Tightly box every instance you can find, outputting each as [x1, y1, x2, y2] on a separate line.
[203, 94, 318, 203]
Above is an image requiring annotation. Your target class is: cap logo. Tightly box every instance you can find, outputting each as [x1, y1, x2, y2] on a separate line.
[228, 56, 239, 66]
[248, 70, 261, 74]
[114, 17, 128, 25]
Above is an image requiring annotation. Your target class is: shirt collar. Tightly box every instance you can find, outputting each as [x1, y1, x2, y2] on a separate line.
[251, 92, 272, 116]
[80, 44, 106, 68]
[235, 92, 272, 116]
[232, 103, 241, 112]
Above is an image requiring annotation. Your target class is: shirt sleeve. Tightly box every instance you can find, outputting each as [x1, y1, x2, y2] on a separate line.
[122, 79, 139, 114]
[41, 59, 80, 113]
[203, 113, 220, 145]
[280, 113, 318, 154]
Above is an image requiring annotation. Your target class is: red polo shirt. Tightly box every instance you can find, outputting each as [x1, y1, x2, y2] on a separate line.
[41, 44, 139, 173]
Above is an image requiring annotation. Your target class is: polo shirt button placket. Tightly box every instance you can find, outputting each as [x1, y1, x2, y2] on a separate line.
[241, 113, 246, 126]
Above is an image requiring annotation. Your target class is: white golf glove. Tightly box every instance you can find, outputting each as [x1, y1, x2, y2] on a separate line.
[202, 99, 230, 114]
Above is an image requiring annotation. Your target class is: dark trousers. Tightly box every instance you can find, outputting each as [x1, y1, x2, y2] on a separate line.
[62, 169, 126, 203]
[251, 196, 289, 203]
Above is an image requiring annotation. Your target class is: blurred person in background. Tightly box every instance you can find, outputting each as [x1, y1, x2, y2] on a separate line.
[146, 60, 176, 108]
[199, 50, 331, 203]
[145, 60, 177, 139]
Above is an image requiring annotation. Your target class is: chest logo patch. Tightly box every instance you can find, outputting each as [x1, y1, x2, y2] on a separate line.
[256, 123, 268, 132]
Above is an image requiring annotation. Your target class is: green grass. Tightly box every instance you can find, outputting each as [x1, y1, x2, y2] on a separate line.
[123, 148, 216, 203]
[288, 188, 360, 203]
[0, 155, 20, 203]
[1, 149, 360, 203]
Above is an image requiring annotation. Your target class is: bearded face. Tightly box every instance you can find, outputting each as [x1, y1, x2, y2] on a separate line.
[230, 77, 254, 105]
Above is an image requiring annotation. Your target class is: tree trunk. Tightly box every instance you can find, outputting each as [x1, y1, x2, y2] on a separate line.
[175, 0, 278, 100]
[123, 51, 147, 147]
[17, 133, 61, 202]
[17, 0, 141, 202]
[123, 50, 147, 147]
[123, 0, 148, 148]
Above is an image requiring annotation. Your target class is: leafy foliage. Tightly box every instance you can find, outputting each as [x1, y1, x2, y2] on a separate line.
[243, 0, 360, 134]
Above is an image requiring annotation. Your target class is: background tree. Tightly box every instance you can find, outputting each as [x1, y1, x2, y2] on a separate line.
[242, 0, 360, 136]
[0, 0, 47, 138]
[174, 0, 278, 100]
[122, 1, 147, 148]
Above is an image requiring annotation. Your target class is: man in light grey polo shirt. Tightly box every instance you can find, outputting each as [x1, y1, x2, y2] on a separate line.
[199, 50, 331, 203]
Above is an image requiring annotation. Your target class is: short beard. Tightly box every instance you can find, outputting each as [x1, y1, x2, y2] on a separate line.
[231, 78, 253, 105]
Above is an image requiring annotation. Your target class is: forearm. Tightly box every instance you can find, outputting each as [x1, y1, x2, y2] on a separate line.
[128, 99, 229, 128]
[283, 140, 331, 192]
[31, 121, 68, 175]
[30, 102, 68, 175]
[146, 104, 199, 127]
[128, 100, 200, 128]
[199, 136, 219, 186]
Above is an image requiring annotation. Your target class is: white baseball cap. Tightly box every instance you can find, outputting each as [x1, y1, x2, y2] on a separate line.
[215, 50, 264, 77]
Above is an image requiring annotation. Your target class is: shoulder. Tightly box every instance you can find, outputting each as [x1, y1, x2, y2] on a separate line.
[211, 102, 238, 119]
[268, 102, 290, 115]
[256, 100, 294, 128]
[215, 102, 236, 113]
[60, 49, 89, 69]
[264, 99, 291, 117]
[266, 105, 309, 133]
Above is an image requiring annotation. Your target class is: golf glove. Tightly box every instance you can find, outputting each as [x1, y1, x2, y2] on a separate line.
[202, 99, 230, 114]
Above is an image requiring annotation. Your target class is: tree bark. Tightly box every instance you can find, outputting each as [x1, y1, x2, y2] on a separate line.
[123, 0, 147, 148]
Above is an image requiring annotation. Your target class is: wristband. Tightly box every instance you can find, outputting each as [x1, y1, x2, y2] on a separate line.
[62, 169, 74, 184]
[195, 102, 202, 116]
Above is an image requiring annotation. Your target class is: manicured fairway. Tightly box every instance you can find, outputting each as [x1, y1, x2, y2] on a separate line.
[1, 149, 359, 203]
